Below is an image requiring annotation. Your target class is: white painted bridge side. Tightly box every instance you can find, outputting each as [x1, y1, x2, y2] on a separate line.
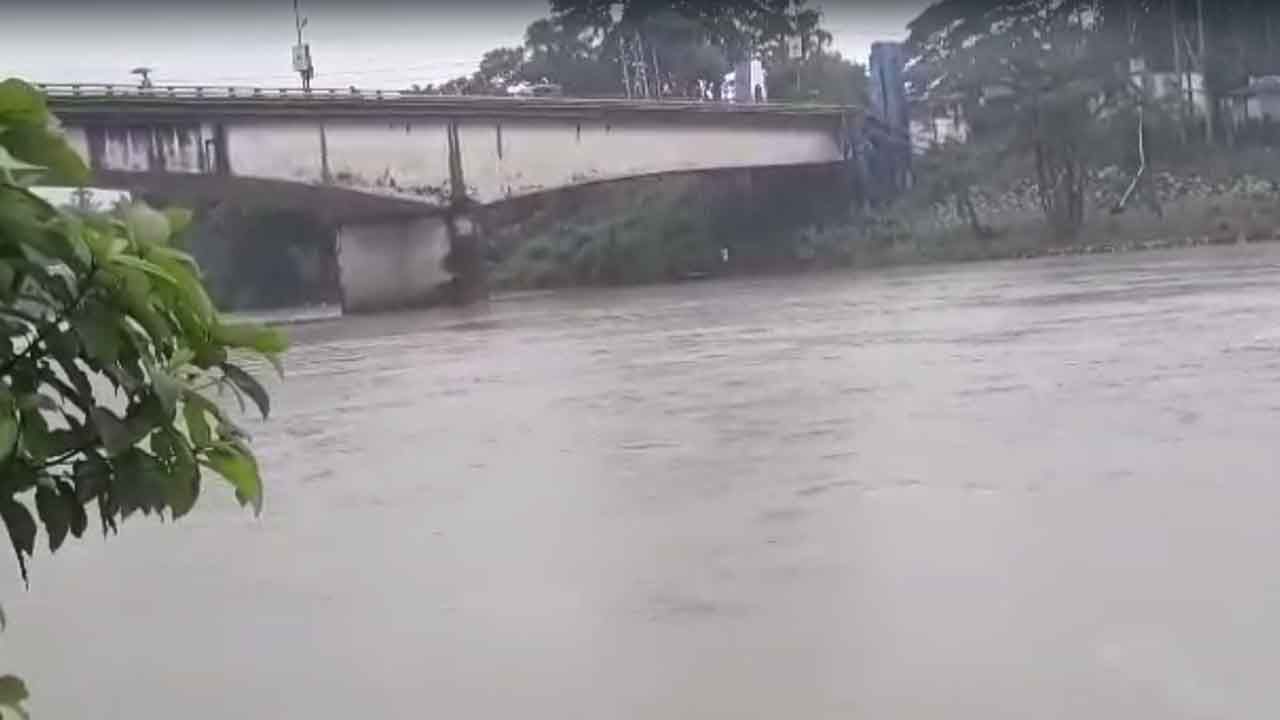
[50, 94, 852, 213]
[227, 117, 842, 205]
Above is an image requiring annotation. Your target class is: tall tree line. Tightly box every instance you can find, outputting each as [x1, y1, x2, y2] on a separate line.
[906, 0, 1280, 146]
[413, 0, 865, 104]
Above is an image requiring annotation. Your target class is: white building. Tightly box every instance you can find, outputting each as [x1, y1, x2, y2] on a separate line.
[1228, 76, 1280, 123]
[724, 59, 768, 104]
[910, 97, 968, 151]
[1127, 57, 1210, 117]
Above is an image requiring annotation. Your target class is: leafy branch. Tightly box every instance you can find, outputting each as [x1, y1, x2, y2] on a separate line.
[0, 76, 288, 717]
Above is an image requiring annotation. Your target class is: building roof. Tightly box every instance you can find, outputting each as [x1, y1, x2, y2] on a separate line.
[1229, 76, 1280, 97]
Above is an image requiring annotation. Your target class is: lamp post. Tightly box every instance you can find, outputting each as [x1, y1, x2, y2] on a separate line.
[292, 0, 315, 91]
[130, 66, 154, 89]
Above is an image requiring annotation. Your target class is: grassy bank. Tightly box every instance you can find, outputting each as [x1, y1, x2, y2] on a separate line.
[491, 159, 1280, 290]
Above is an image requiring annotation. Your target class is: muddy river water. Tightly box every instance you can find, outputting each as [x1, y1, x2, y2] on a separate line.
[10, 245, 1280, 718]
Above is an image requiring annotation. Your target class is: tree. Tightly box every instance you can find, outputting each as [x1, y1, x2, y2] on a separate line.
[0, 77, 284, 716]
[625, 9, 732, 98]
[766, 50, 868, 105]
[905, 0, 1139, 241]
[912, 140, 993, 242]
[520, 16, 618, 95]
[465, 1, 844, 101]
[477, 47, 527, 90]
[541, 0, 837, 98]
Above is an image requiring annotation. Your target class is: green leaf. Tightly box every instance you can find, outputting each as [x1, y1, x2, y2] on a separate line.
[124, 394, 168, 443]
[0, 674, 30, 720]
[16, 406, 48, 462]
[0, 499, 36, 583]
[0, 463, 35, 498]
[0, 125, 89, 186]
[149, 245, 199, 271]
[162, 207, 194, 237]
[60, 480, 87, 539]
[168, 348, 195, 370]
[193, 344, 228, 370]
[0, 390, 16, 465]
[202, 446, 263, 515]
[115, 267, 173, 346]
[0, 146, 43, 173]
[0, 188, 52, 253]
[45, 426, 90, 459]
[220, 363, 270, 419]
[0, 78, 48, 126]
[48, 340, 93, 403]
[123, 202, 171, 247]
[72, 453, 110, 503]
[84, 229, 128, 263]
[152, 428, 199, 519]
[57, 214, 93, 269]
[35, 485, 70, 552]
[108, 254, 177, 286]
[182, 395, 212, 448]
[90, 407, 134, 456]
[71, 302, 122, 365]
[0, 260, 14, 297]
[154, 256, 214, 324]
[17, 392, 56, 413]
[113, 449, 168, 518]
[210, 322, 289, 355]
[151, 367, 181, 420]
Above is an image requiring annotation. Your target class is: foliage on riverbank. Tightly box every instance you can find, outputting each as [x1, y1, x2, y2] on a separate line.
[491, 150, 1280, 291]
[490, 169, 856, 289]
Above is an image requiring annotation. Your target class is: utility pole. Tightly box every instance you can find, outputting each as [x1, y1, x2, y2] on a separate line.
[1171, 0, 1187, 143]
[1197, 0, 1213, 144]
[292, 0, 315, 91]
[619, 35, 632, 99]
[1266, 6, 1276, 73]
[651, 44, 663, 101]
[634, 31, 650, 98]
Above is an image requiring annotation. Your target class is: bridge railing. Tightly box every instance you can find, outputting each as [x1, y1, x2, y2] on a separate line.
[34, 82, 857, 115]
[36, 82, 418, 101]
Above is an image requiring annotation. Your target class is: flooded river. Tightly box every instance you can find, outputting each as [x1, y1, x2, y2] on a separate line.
[10, 245, 1280, 718]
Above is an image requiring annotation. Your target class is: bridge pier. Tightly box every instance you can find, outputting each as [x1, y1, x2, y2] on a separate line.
[336, 217, 454, 313]
[335, 213, 488, 313]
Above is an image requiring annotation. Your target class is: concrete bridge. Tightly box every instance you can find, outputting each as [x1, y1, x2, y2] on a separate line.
[42, 84, 858, 312]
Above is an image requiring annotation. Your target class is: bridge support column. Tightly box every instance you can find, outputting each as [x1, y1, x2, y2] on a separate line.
[442, 212, 488, 305]
[336, 217, 454, 313]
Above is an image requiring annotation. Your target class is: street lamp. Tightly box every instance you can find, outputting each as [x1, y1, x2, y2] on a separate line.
[292, 0, 315, 91]
[130, 67, 154, 89]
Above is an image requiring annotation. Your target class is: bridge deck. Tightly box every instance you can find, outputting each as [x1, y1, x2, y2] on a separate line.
[39, 83, 859, 122]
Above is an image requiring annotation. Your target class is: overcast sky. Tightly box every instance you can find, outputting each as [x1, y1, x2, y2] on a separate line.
[3, 1, 931, 90]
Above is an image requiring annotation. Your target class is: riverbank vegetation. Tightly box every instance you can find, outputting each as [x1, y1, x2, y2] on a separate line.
[489, 158, 1280, 292]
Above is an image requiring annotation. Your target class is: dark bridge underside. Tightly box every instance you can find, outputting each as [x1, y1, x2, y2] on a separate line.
[74, 160, 854, 225]
[86, 171, 437, 223]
